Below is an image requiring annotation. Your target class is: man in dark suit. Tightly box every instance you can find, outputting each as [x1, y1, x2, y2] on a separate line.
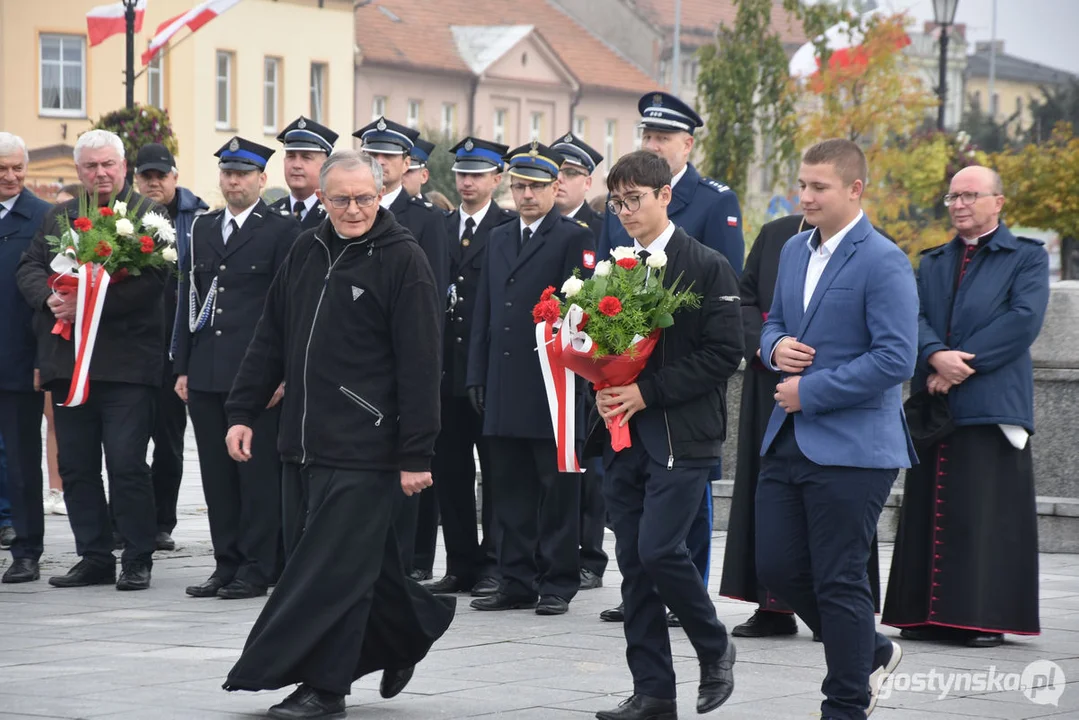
[0, 132, 51, 583]
[426, 137, 516, 596]
[16, 130, 167, 591]
[174, 137, 301, 600]
[267, 116, 337, 232]
[756, 139, 917, 719]
[467, 142, 594, 616]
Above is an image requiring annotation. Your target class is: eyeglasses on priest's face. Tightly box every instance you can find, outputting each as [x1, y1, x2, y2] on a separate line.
[326, 194, 378, 209]
[942, 191, 999, 207]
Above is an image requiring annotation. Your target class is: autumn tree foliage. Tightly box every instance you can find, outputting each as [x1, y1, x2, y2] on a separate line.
[993, 123, 1079, 244]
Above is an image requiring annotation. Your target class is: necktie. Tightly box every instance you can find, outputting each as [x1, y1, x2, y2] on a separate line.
[223, 218, 239, 245]
[462, 216, 476, 244]
[293, 200, 305, 221]
[520, 227, 532, 252]
[638, 250, 651, 264]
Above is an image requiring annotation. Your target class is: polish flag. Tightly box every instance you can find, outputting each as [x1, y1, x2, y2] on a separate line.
[142, 0, 242, 65]
[788, 9, 911, 79]
[86, 0, 146, 48]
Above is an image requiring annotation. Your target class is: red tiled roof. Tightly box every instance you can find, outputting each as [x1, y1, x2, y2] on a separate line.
[354, 0, 656, 94]
[632, 0, 807, 48]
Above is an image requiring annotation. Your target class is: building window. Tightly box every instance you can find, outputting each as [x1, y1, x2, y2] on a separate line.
[215, 50, 233, 129]
[574, 116, 587, 138]
[371, 95, 387, 120]
[407, 100, 421, 129]
[40, 34, 86, 117]
[147, 54, 164, 109]
[530, 112, 543, 141]
[634, 126, 643, 150]
[493, 109, 507, 143]
[263, 57, 281, 133]
[310, 63, 327, 123]
[604, 120, 617, 169]
[441, 103, 457, 134]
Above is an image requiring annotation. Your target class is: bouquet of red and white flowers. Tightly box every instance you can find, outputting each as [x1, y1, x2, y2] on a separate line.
[533, 246, 699, 471]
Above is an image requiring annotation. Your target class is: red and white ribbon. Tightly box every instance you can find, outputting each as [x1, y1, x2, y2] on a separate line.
[535, 305, 588, 473]
[59, 263, 111, 407]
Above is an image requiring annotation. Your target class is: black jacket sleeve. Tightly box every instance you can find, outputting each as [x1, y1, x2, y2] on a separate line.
[740, 226, 767, 364]
[561, 222, 596, 281]
[16, 208, 63, 312]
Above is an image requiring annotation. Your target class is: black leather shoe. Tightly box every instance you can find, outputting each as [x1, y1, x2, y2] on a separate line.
[595, 693, 677, 720]
[116, 562, 151, 591]
[470, 577, 499, 596]
[666, 611, 681, 628]
[536, 595, 569, 615]
[579, 568, 603, 590]
[732, 609, 798, 638]
[600, 603, 625, 622]
[217, 578, 267, 599]
[470, 592, 537, 611]
[407, 568, 432, 582]
[49, 559, 116, 588]
[0, 526, 15, 549]
[966, 632, 1004, 648]
[424, 574, 474, 594]
[698, 641, 736, 713]
[379, 665, 415, 698]
[267, 684, 346, 719]
[186, 575, 229, 598]
[2, 558, 40, 583]
[155, 531, 176, 551]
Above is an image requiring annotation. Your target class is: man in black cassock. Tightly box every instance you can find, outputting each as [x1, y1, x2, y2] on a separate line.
[221, 149, 455, 719]
[883, 166, 1047, 648]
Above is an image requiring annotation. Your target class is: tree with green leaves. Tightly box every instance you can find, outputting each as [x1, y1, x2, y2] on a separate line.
[419, 129, 462, 206]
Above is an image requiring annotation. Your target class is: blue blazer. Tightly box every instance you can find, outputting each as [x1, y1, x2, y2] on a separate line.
[0, 189, 51, 392]
[760, 213, 919, 469]
[914, 225, 1048, 432]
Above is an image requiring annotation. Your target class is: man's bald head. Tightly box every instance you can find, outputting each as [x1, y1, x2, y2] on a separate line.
[948, 165, 1005, 240]
[952, 165, 1004, 195]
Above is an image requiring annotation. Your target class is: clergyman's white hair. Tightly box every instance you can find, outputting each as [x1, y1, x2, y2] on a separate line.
[0, 132, 29, 165]
[319, 149, 384, 194]
[74, 130, 125, 165]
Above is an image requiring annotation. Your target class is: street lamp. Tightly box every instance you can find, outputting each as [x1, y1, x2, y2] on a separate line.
[933, 0, 960, 130]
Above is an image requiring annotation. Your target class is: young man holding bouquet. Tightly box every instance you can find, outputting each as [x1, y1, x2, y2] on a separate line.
[594, 151, 742, 720]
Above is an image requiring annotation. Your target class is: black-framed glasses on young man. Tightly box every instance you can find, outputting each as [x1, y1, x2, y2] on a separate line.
[942, 191, 1000, 207]
[607, 188, 660, 215]
[327, 194, 378, 209]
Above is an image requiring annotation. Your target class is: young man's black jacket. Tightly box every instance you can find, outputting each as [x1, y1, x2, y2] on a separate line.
[607, 226, 743, 467]
[225, 208, 442, 473]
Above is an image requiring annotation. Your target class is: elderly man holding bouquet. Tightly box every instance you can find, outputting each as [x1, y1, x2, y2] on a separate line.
[16, 129, 171, 591]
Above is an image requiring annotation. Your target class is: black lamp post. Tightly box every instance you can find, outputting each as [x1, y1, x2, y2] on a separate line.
[122, 0, 139, 109]
[933, 0, 960, 130]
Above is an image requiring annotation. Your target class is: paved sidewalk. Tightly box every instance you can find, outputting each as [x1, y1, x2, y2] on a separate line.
[1, 431, 1077, 719]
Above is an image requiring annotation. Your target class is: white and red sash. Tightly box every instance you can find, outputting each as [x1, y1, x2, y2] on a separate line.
[535, 304, 590, 473]
[57, 262, 111, 407]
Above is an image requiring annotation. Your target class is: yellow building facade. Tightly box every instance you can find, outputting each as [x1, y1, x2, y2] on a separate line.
[0, 0, 354, 206]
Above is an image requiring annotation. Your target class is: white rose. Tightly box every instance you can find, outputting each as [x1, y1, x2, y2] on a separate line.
[561, 276, 585, 298]
[112, 200, 128, 216]
[114, 218, 135, 236]
[645, 250, 668, 269]
[610, 246, 637, 261]
[162, 246, 178, 263]
[594, 260, 612, 277]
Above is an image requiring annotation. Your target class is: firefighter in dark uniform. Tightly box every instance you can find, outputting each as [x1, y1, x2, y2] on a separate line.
[174, 137, 301, 600]
[467, 142, 594, 616]
[426, 137, 516, 597]
[354, 116, 450, 580]
[403, 137, 436, 200]
[551, 131, 608, 592]
[267, 116, 336, 232]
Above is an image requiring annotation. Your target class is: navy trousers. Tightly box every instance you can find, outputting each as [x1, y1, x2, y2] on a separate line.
[604, 440, 728, 699]
[0, 391, 44, 561]
[756, 422, 895, 720]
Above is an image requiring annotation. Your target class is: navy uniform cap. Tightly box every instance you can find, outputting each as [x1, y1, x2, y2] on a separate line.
[551, 132, 603, 174]
[352, 116, 419, 155]
[449, 137, 509, 174]
[215, 136, 274, 171]
[637, 91, 704, 134]
[409, 138, 436, 170]
[276, 115, 338, 154]
[504, 141, 564, 183]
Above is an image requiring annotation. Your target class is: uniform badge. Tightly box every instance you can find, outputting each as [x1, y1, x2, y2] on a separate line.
[376, 118, 387, 131]
[727, 216, 738, 227]
[653, 93, 663, 106]
[464, 139, 474, 151]
[228, 138, 240, 152]
[582, 250, 596, 269]
[462, 239, 471, 247]
[529, 140, 539, 156]
[298, 117, 307, 129]
[563, 133, 573, 143]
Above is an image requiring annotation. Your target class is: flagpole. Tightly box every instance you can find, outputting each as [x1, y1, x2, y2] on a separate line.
[124, 0, 137, 108]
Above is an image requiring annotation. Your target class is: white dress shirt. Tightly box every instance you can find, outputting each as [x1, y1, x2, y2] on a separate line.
[568, 202, 586, 219]
[289, 193, 319, 220]
[632, 220, 676, 255]
[519, 216, 544, 237]
[0, 193, 18, 219]
[803, 210, 863, 311]
[379, 184, 404, 209]
[222, 202, 258, 244]
[459, 200, 492, 240]
[670, 164, 688, 190]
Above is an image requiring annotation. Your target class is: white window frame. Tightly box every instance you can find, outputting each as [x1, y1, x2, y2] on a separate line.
[263, 57, 281, 134]
[633, 126, 643, 151]
[147, 54, 164, 109]
[39, 34, 86, 117]
[605, 120, 617, 170]
[407, 100, 421, 129]
[441, 103, 457, 134]
[372, 95, 387, 121]
[530, 112, 543, 141]
[574, 116, 587, 138]
[310, 63, 327, 123]
[216, 50, 233, 129]
[493, 109, 507, 143]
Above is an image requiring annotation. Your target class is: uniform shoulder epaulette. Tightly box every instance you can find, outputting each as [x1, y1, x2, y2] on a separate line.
[700, 177, 730, 194]
[409, 196, 435, 211]
[277, 207, 292, 217]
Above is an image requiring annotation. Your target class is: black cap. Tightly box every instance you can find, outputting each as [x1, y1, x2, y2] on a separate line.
[276, 115, 338, 154]
[637, 91, 704, 134]
[214, 136, 274, 171]
[448, 137, 509, 173]
[352, 117, 419, 155]
[551, 132, 603, 174]
[504, 141, 564, 183]
[409, 138, 436, 170]
[135, 143, 176, 175]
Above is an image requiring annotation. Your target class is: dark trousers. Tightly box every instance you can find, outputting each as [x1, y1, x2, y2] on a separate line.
[579, 457, 608, 576]
[688, 480, 713, 583]
[432, 396, 496, 582]
[413, 485, 439, 573]
[187, 390, 281, 586]
[0, 391, 44, 561]
[488, 436, 579, 601]
[52, 381, 157, 565]
[756, 422, 895, 720]
[604, 440, 728, 699]
[151, 381, 186, 533]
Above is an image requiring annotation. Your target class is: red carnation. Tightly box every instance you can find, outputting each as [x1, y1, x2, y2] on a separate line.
[598, 296, 623, 317]
[73, 217, 92, 232]
[95, 240, 113, 258]
[540, 285, 557, 302]
[615, 257, 638, 270]
[98, 207, 114, 217]
[579, 312, 590, 329]
[139, 236, 155, 254]
[532, 298, 562, 325]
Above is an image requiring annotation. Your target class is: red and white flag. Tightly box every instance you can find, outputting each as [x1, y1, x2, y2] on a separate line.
[86, 0, 146, 47]
[788, 8, 911, 79]
[142, 0, 241, 65]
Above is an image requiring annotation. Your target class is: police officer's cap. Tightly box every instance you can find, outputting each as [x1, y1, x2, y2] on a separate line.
[551, 132, 603, 174]
[409, 138, 437, 170]
[504, 141, 564, 183]
[637, 91, 703, 134]
[276, 116, 337, 154]
[215, 136, 274, 171]
[352, 117, 418, 155]
[449, 137, 509, 174]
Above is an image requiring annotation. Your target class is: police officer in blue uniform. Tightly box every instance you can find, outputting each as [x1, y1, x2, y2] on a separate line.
[552, 132, 604, 237]
[354, 117, 450, 581]
[268, 116, 337, 232]
[426, 137, 517, 596]
[403, 137, 436, 200]
[467, 142, 594, 616]
[174, 137, 301, 600]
